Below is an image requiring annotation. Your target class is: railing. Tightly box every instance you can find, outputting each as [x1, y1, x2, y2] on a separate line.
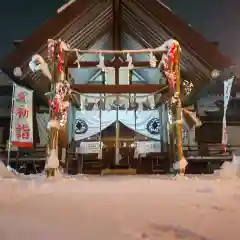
[183, 144, 237, 162]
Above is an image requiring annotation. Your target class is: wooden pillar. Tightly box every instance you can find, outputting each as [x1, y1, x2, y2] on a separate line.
[59, 51, 69, 173]
[175, 44, 187, 175]
[113, 0, 121, 165]
[45, 40, 63, 177]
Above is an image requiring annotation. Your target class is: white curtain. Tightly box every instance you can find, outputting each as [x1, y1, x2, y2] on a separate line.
[119, 110, 161, 140]
[36, 113, 49, 145]
[74, 110, 116, 141]
[74, 110, 165, 141]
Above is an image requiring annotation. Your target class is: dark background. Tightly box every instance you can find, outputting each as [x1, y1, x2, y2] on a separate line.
[0, 0, 238, 62]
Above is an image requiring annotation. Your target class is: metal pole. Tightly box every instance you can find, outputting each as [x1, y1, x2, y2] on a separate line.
[7, 83, 16, 166]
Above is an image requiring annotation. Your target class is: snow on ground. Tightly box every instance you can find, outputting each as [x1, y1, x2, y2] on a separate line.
[0, 174, 240, 240]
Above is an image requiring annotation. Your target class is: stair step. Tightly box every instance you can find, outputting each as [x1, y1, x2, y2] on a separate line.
[83, 170, 101, 174]
[102, 168, 137, 175]
[84, 164, 102, 167]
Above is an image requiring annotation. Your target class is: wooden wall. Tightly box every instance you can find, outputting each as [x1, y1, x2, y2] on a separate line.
[195, 123, 222, 143]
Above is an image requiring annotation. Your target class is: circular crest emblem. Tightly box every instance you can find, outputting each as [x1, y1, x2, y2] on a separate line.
[146, 118, 160, 135]
[75, 119, 88, 134]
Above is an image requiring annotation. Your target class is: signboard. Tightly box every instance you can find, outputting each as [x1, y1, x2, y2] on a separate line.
[10, 84, 33, 148]
[76, 141, 102, 154]
[136, 141, 161, 154]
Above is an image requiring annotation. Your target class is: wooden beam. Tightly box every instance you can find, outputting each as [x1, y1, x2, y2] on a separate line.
[1, 0, 102, 67]
[112, 0, 121, 85]
[71, 84, 168, 93]
[113, 0, 121, 50]
[67, 61, 161, 68]
[136, 0, 231, 70]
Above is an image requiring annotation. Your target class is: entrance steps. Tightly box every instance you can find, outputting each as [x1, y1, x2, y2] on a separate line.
[83, 159, 102, 174]
[101, 168, 136, 175]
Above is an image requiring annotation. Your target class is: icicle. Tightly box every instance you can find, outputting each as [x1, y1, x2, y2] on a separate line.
[97, 52, 106, 71]
[149, 52, 157, 67]
[126, 53, 134, 69]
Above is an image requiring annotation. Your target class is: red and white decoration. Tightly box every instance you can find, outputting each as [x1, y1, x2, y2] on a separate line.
[222, 76, 234, 151]
[11, 84, 33, 148]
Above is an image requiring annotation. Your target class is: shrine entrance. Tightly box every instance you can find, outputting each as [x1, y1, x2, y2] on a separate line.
[27, 36, 202, 177]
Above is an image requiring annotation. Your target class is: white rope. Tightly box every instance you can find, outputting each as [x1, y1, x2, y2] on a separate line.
[71, 86, 168, 100]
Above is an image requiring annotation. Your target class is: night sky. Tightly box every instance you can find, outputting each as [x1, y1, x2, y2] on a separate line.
[0, 0, 239, 62]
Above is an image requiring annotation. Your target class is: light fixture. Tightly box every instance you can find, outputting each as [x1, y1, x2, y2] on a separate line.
[13, 67, 22, 77]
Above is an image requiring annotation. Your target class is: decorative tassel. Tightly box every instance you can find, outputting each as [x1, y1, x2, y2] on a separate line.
[126, 53, 134, 69]
[97, 52, 106, 71]
[149, 52, 157, 67]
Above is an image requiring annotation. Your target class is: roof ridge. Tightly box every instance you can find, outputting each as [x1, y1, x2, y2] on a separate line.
[57, 0, 76, 14]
